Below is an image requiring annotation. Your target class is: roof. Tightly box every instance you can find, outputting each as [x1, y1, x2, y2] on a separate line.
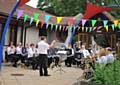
[0, 0, 83, 25]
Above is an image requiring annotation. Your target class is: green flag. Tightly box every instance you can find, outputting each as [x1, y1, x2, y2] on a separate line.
[24, 14, 29, 22]
[89, 27, 92, 32]
[118, 23, 120, 29]
[51, 24, 54, 31]
[92, 20, 97, 27]
[34, 13, 40, 21]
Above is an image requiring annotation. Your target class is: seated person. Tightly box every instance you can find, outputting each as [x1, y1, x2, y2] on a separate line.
[79, 45, 91, 59]
[105, 47, 115, 64]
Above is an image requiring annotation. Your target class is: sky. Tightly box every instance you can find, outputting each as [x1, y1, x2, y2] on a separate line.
[26, 0, 38, 8]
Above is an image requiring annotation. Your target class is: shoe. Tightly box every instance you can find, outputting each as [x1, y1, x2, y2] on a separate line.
[44, 74, 51, 76]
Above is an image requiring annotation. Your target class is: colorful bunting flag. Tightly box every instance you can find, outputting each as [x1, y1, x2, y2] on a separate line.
[59, 25, 62, 31]
[78, 27, 80, 31]
[30, 17, 34, 25]
[114, 20, 118, 27]
[57, 17, 62, 24]
[103, 20, 108, 27]
[36, 19, 40, 27]
[118, 23, 120, 29]
[24, 14, 29, 22]
[62, 26, 65, 32]
[82, 19, 86, 26]
[17, 10, 24, 19]
[82, 27, 84, 32]
[34, 13, 40, 21]
[46, 24, 49, 29]
[92, 20, 97, 27]
[89, 27, 92, 32]
[51, 24, 54, 31]
[56, 25, 58, 31]
[86, 27, 88, 32]
[68, 18, 74, 26]
[40, 22, 44, 28]
[45, 15, 51, 23]
[106, 25, 108, 32]
[111, 24, 115, 31]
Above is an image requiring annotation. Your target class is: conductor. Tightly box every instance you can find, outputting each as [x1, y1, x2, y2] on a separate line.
[38, 37, 50, 76]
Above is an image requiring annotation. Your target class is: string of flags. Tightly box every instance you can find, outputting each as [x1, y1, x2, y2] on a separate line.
[17, 9, 120, 32]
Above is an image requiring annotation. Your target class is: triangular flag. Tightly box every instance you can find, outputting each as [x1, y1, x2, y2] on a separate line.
[78, 27, 80, 31]
[82, 27, 84, 32]
[106, 25, 108, 32]
[82, 19, 87, 26]
[89, 27, 92, 32]
[51, 24, 54, 31]
[17, 10, 24, 19]
[92, 20, 97, 27]
[56, 25, 58, 31]
[103, 20, 108, 27]
[114, 20, 118, 27]
[68, 18, 74, 26]
[46, 24, 49, 29]
[57, 17, 62, 24]
[62, 26, 65, 32]
[59, 25, 62, 31]
[36, 19, 40, 27]
[111, 24, 115, 31]
[45, 15, 51, 23]
[86, 27, 88, 32]
[30, 17, 34, 25]
[40, 22, 44, 28]
[118, 23, 120, 29]
[19, 0, 30, 7]
[34, 13, 40, 21]
[24, 14, 29, 22]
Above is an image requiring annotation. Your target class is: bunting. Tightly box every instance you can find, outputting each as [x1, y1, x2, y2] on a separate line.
[17, 10, 24, 19]
[36, 19, 40, 27]
[45, 15, 51, 23]
[106, 25, 108, 32]
[34, 13, 40, 21]
[82, 19, 86, 26]
[114, 20, 118, 27]
[30, 17, 34, 25]
[24, 14, 29, 22]
[111, 24, 115, 31]
[57, 17, 62, 24]
[103, 20, 108, 27]
[92, 20, 97, 27]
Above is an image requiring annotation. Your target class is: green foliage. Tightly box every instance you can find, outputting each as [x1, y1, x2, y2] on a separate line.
[37, 0, 120, 18]
[92, 60, 120, 85]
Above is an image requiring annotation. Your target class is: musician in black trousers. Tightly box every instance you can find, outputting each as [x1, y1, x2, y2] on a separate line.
[38, 37, 50, 76]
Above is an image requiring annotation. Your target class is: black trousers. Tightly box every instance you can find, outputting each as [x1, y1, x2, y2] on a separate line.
[38, 54, 48, 76]
[48, 57, 53, 67]
[54, 57, 59, 67]
[65, 57, 72, 67]
[12, 54, 21, 67]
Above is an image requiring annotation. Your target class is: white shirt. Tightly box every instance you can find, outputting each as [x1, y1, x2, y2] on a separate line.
[38, 41, 49, 54]
[28, 47, 35, 58]
[16, 46, 22, 54]
[106, 53, 115, 64]
[80, 49, 90, 58]
[98, 56, 107, 65]
[7, 47, 15, 55]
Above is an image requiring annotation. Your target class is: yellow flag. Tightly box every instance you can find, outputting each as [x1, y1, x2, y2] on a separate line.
[114, 20, 118, 27]
[57, 17, 62, 24]
[82, 27, 84, 32]
[106, 25, 108, 32]
[36, 19, 40, 27]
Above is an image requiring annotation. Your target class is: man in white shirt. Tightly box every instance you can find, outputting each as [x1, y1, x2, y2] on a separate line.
[38, 37, 50, 76]
[80, 45, 91, 58]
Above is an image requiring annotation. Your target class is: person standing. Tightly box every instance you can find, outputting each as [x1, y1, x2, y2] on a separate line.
[38, 37, 50, 76]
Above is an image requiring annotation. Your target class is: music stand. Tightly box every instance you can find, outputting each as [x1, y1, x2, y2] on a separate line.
[54, 50, 67, 74]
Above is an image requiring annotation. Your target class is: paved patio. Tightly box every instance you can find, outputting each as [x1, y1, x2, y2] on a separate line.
[0, 63, 83, 85]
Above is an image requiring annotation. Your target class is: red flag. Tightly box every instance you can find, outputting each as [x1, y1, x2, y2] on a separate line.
[68, 18, 74, 26]
[19, 0, 30, 7]
[83, 3, 112, 19]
